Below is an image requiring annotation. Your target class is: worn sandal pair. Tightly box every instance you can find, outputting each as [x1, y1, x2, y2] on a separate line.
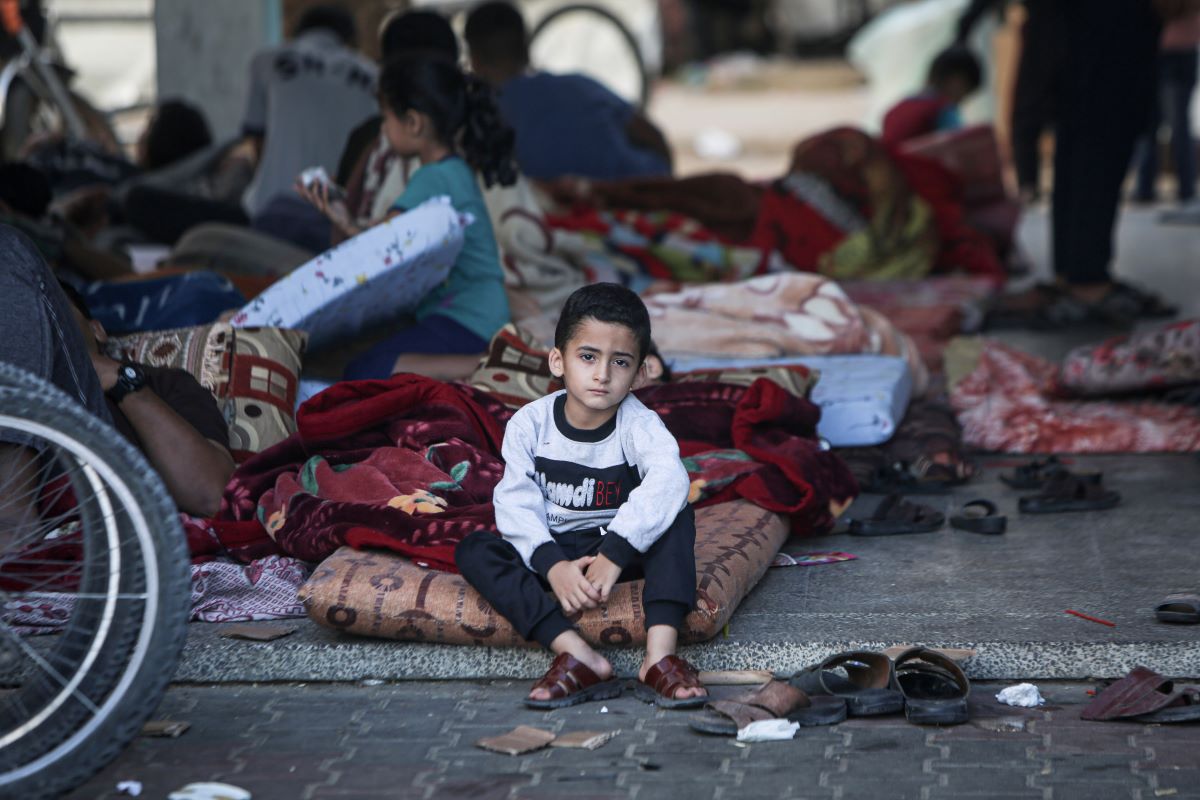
[790, 648, 970, 726]
[526, 653, 709, 710]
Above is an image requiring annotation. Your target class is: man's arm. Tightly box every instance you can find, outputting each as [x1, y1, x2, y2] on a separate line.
[625, 112, 674, 171]
[92, 357, 234, 517]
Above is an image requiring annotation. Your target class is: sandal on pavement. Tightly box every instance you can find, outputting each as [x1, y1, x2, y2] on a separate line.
[893, 647, 970, 726]
[1155, 593, 1200, 624]
[689, 680, 847, 735]
[849, 494, 945, 536]
[1018, 471, 1120, 514]
[1081, 665, 1200, 722]
[523, 653, 623, 710]
[862, 460, 967, 495]
[949, 499, 1007, 535]
[999, 456, 1068, 490]
[789, 650, 904, 716]
[634, 655, 708, 709]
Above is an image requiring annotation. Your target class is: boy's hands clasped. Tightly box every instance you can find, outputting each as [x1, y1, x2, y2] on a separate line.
[547, 554, 622, 614]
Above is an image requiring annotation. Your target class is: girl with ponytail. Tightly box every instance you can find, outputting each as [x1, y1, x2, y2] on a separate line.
[302, 54, 517, 381]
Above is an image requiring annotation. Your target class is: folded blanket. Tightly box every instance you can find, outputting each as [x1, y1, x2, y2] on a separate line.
[951, 339, 1200, 453]
[644, 273, 929, 394]
[215, 374, 857, 570]
[673, 354, 913, 448]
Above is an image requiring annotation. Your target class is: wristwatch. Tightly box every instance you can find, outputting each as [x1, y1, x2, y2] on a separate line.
[107, 362, 147, 404]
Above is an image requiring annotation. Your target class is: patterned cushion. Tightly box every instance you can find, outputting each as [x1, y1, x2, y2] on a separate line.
[108, 324, 306, 462]
[468, 323, 562, 409]
[299, 500, 786, 647]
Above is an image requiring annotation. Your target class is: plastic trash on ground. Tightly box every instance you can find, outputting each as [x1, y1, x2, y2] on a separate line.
[736, 718, 800, 742]
[995, 683, 1046, 707]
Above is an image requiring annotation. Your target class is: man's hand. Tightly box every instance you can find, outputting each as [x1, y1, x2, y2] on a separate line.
[547, 558, 601, 615]
[89, 352, 121, 393]
[583, 554, 622, 603]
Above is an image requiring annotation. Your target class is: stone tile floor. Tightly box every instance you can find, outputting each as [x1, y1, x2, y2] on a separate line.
[68, 680, 1200, 800]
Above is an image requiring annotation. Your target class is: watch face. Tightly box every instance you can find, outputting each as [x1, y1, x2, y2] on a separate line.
[120, 365, 138, 381]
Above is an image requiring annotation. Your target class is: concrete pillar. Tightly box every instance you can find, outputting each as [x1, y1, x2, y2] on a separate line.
[154, 0, 282, 139]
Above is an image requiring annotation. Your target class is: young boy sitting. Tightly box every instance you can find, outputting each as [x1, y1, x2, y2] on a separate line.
[455, 283, 707, 709]
[881, 45, 983, 148]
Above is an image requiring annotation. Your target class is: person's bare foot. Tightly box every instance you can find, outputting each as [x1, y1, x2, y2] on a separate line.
[529, 631, 613, 702]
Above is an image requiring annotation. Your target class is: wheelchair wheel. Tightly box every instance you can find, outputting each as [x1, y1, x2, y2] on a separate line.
[529, 3, 650, 108]
[0, 363, 190, 799]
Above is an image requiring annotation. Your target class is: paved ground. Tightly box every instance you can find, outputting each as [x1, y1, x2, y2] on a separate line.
[67, 680, 1200, 800]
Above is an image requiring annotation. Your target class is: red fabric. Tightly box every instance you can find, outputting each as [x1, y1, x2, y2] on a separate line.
[213, 375, 857, 570]
[881, 95, 949, 148]
[746, 189, 846, 272]
[891, 149, 1006, 283]
[951, 340, 1200, 453]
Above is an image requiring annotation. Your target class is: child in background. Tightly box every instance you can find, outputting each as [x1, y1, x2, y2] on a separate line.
[455, 284, 707, 710]
[299, 54, 516, 381]
[881, 45, 984, 148]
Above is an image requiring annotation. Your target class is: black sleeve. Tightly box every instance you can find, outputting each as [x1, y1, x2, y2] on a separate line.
[147, 367, 230, 448]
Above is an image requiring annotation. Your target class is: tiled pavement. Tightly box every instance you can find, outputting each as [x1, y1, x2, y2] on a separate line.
[67, 680, 1200, 800]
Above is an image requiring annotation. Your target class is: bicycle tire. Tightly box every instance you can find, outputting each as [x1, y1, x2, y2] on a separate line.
[0, 363, 190, 800]
[529, 3, 650, 108]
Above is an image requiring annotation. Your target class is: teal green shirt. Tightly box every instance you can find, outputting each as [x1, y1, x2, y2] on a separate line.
[393, 157, 510, 342]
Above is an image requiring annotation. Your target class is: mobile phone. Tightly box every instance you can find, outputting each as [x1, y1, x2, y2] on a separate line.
[299, 166, 345, 202]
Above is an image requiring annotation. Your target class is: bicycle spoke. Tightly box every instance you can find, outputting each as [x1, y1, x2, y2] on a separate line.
[0, 622, 100, 715]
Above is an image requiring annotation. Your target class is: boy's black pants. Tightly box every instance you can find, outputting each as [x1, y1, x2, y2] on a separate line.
[455, 505, 696, 649]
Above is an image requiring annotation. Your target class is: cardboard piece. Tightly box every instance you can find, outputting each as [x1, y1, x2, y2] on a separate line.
[476, 726, 555, 756]
[141, 720, 191, 738]
[549, 730, 619, 750]
[219, 624, 299, 642]
[698, 670, 773, 686]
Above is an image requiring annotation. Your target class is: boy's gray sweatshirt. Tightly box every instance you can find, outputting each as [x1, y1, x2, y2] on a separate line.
[493, 390, 690, 576]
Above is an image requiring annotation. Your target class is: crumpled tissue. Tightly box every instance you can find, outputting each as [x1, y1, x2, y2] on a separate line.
[995, 683, 1046, 707]
[736, 719, 800, 742]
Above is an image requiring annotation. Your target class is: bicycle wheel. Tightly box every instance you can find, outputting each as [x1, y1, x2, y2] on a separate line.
[529, 3, 649, 108]
[0, 363, 190, 799]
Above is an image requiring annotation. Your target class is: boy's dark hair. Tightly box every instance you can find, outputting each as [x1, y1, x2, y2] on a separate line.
[928, 45, 983, 93]
[295, 3, 357, 47]
[554, 283, 652, 365]
[463, 1, 529, 68]
[380, 10, 459, 62]
[142, 99, 213, 171]
[378, 54, 517, 188]
[57, 280, 92, 321]
[0, 162, 52, 218]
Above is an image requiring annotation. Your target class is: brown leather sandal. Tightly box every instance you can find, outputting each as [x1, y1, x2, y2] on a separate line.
[524, 653, 623, 710]
[690, 680, 847, 735]
[633, 655, 708, 709]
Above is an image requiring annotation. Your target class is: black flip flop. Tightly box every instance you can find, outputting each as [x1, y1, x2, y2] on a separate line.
[893, 647, 970, 726]
[789, 650, 904, 716]
[849, 494, 945, 537]
[862, 460, 967, 495]
[1018, 471, 1120, 514]
[950, 499, 1007, 535]
[1156, 593, 1200, 624]
[998, 456, 1067, 490]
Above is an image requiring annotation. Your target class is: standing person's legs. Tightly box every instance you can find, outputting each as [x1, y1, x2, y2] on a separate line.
[1052, 0, 1159, 292]
[1010, 0, 1056, 199]
[1164, 49, 1199, 203]
[1133, 60, 1165, 203]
